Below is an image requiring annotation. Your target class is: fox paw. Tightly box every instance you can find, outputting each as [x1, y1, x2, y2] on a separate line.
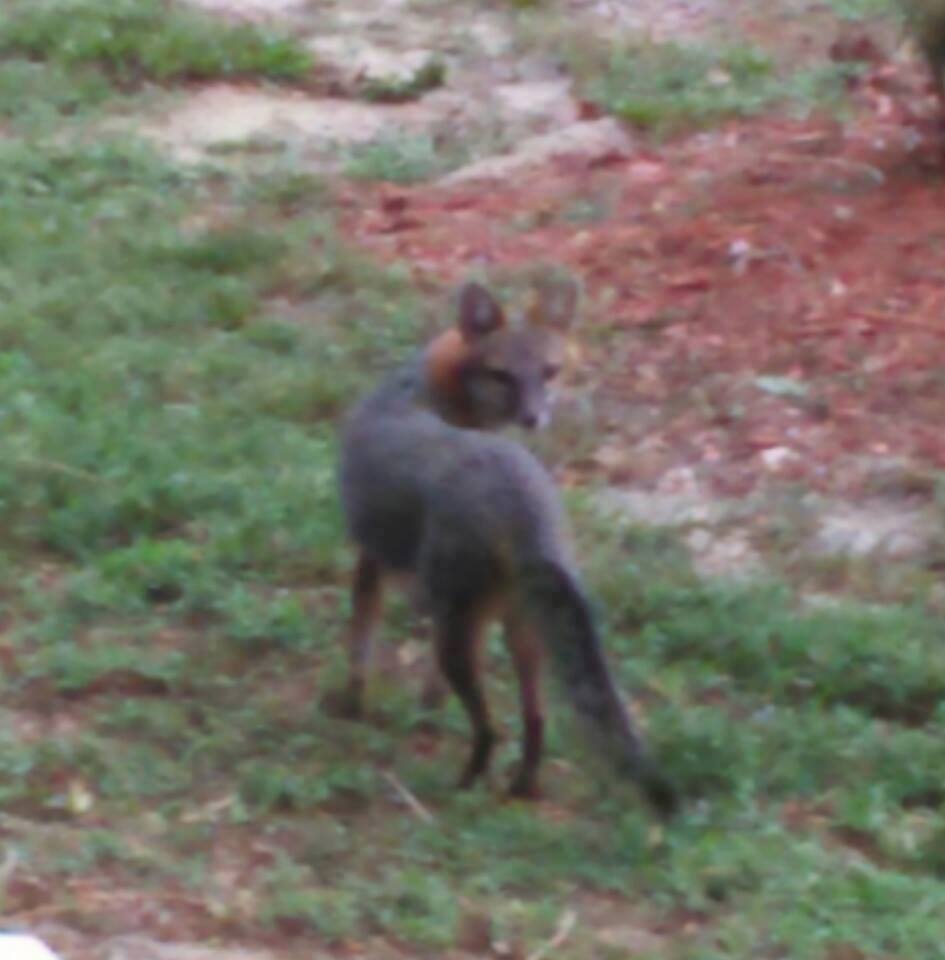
[643, 771, 681, 820]
[506, 774, 541, 801]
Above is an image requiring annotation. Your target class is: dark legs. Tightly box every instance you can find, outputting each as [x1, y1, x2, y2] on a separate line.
[433, 604, 496, 789]
[336, 551, 383, 717]
[504, 615, 544, 799]
[334, 553, 544, 800]
[432, 604, 544, 798]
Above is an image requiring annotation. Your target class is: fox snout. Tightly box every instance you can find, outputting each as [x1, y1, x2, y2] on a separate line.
[518, 396, 552, 431]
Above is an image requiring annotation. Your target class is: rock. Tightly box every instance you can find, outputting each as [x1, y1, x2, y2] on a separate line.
[307, 37, 441, 88]
[686, 529, 764, 580]
[596, 481, 764, 580]
[597, 487, 745, 528]
[439, 118, 633, 184]
[809, 502, 930, 559]
[494, 79, 578, 130]
[468, 17, 515, 57]
[855, 455, 938, 498]
[760, 446, 800, 472]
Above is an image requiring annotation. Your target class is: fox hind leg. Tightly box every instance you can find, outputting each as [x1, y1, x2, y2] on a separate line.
[433, 602, 496, 790]
[503, 614, 544, 800]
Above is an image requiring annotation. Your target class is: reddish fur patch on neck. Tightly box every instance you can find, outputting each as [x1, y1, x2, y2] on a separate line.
[424, 327, 469, 404]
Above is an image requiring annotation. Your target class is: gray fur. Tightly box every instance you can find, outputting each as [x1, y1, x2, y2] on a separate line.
[337, 291, 678, 816]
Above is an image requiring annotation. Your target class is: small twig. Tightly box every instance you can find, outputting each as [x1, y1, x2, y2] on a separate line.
[526, 909, 577, 960]
[383, 771, 435, 823]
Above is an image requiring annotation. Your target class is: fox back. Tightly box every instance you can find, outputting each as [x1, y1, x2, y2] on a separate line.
[339, 279, 575, 575]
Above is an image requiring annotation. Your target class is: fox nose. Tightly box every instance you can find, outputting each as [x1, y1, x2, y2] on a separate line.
[520, 407, 549, 430]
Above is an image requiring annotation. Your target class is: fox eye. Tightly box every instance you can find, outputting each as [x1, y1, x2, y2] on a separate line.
[485, 368, 514, 386]
[542, 363, 560, 382]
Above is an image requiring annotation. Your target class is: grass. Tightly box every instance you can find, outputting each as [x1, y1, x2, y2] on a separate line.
[0, 0, 312, 87]
[826, 0, 897, 19]
[517, 19, 861, 136]
[342, 119, 510, 184]
[2, 3, 945, 958]
[0, 58, 114, 128]
[343, 133, 461, 183]
[577, 39, 858, 135]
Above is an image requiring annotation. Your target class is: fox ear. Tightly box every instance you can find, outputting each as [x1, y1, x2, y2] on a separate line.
[527, 274, 580, 331]
[456, 282, 505, 341]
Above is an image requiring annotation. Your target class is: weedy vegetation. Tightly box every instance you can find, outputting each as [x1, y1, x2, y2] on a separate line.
[515, 11, 870, 137]
[343, 133, 456, 183]
[573, 38, 856, 135]
[0, 0, 312, 87]
[1, 1, 944, 957]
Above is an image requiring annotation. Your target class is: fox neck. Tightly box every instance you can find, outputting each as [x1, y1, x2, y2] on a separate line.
[422, 328, 480, 428]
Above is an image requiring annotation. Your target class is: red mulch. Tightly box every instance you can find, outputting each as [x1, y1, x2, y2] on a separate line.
[339, 68, 945, 498]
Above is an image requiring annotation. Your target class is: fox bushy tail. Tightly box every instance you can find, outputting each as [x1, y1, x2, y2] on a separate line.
[519, 559, 679, 817]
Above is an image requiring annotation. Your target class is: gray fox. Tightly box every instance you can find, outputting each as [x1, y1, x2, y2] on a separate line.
[335, 278, 678, 816]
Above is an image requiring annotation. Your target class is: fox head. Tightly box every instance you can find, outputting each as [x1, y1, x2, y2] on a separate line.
[424, 276, 579, 431]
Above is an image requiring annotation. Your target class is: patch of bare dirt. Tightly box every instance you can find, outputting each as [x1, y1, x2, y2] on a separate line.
[183, 0, 309, 20]
[136, 85, 436, 163]
[341, 64, 945, 507]
[559, 0, 731, 40]
[153, 0, 571, 166]
[160, 0, 874, 174]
